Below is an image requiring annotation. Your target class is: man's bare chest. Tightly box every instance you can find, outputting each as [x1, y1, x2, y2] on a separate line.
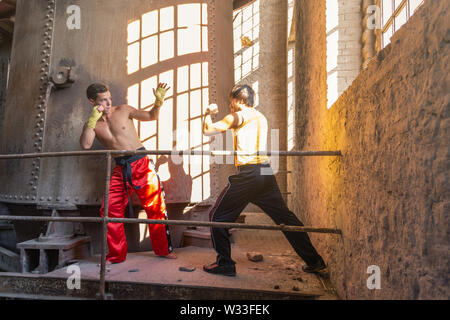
[95, 111, 135, 140]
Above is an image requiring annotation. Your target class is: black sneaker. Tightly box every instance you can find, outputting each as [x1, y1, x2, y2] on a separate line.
[203, 262, 236, 277]
[302, 259, 326, 273]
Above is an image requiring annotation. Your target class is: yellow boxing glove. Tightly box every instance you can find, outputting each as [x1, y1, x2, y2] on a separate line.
[154, 87, 167, 107]
[87, 106, 102, 129]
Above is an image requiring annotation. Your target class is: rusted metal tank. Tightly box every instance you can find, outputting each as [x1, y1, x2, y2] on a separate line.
[0, 0, 234, 209]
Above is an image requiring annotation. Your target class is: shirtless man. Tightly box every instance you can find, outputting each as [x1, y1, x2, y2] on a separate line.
[201, 84, 326, 276]
[80, 82, 176, 263]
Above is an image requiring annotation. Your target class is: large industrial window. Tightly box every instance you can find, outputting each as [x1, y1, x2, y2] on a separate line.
[287, 0, 295, 150]
[382, 0, 425, 48]
[233, 0, 260, 83]
[326, 0, 339, 109]
[126, 3, 211, 203]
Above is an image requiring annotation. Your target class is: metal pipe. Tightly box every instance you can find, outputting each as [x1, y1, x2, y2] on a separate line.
[0, 149, 342, 160]
[0, 215, 341, 234]
[99, 152, 111, 300]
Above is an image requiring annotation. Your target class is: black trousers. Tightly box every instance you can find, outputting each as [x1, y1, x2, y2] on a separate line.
[209, 163, 323, 266]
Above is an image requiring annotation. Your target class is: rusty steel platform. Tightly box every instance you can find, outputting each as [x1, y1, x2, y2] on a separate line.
[0, 245, 337, 300]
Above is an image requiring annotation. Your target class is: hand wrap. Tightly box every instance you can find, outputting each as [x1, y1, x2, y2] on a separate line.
[87, 106, 102, 129]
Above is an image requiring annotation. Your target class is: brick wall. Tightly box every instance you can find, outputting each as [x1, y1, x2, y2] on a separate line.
[290, 0, 449, 299]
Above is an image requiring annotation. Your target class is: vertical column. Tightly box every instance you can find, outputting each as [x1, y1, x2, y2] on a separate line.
[207, 0, 235, 202]
[362, 0, 378, 69]
[260, 0, 288, 199]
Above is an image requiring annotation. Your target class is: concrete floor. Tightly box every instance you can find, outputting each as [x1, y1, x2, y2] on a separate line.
[47, 246, 333, 297]
[45, 212, 338, 299]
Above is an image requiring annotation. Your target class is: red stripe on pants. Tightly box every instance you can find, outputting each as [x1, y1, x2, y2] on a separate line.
[100, 156, 171, 263]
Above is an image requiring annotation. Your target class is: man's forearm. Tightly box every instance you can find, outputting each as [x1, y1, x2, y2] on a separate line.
[80, 123, 95, 149]
[150, 103, 162, 120]
[202, 113, 213, 135]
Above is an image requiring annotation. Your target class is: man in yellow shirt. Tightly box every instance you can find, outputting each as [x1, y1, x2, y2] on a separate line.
[202, 84, 326, 276]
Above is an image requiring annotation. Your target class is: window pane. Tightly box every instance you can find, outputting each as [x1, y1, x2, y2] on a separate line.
[128, 20, 140, 44]
[178, 26, 201, 55]
[394, 0, 403, 10]
[178, 4, 200, 27]
[190, 63, 201, 89]
[160, 31, 174, 61]
[127, 83, 139, 108]
[410, 0, 423, 16]
[383, 24, 393, 47]
[141, 35, 158, 68]
[158, 98, 173, 150]
[190, 89, 202, 119]
[142, 10, 158, 37]
[177, 66, 189, 93]
[327, 30, 338, 72]
[395, 5, 407, 31]
[382, 0, 393, 26]
[202, 26, 208, 52]
[202, 3, 208, 25]
[141, 76, 157, 108]
[127, 42, 140, 74]
[326, 0, 339, 33]
[160, 6, 174, 31]
[202, 62, 208, 87]
[327, 71, 338, 109]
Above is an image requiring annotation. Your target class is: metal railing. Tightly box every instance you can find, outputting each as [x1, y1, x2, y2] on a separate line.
[0, 149, 342, 299]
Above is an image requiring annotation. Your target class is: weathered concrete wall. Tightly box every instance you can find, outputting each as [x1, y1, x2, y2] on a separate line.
[289, 0, 449, 299]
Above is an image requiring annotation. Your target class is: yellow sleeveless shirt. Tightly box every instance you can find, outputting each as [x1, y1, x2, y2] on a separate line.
[232, 108, 269, 166]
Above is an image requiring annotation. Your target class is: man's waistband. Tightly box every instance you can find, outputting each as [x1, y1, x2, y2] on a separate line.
[237, 161, 270, 172]
[114, 147, 147, 166]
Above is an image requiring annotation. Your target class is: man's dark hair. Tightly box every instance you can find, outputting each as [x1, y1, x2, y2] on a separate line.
[86, 83, 109, 100]
[229, 84, 255, 107]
